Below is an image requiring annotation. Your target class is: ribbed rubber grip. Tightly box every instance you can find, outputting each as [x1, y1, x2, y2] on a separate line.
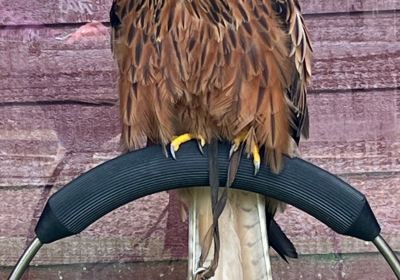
[35, 141, 380, 244]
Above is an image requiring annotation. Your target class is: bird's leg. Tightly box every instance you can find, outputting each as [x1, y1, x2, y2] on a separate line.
[229, 132, 261, 175]
[170, 133, 206, 159]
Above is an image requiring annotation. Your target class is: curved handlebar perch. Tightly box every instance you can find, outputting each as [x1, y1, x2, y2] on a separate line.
[8, 141, 400, 279]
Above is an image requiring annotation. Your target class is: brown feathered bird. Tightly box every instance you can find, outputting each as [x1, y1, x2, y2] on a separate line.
[110, 0, 312, 279]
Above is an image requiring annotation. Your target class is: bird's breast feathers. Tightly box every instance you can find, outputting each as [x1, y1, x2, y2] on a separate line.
[112, 0, 312, 171]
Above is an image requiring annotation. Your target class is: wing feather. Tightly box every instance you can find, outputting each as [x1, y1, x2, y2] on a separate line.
[279, 0, 313, 141]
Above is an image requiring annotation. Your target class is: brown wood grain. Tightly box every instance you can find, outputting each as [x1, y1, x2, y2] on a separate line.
[1, 0, 399, 25]
[1, 12, 399, 104]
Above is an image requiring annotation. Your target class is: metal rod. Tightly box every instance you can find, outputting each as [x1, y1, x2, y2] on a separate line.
[373, 235, 400, 279]
[8, 238, 42, 280]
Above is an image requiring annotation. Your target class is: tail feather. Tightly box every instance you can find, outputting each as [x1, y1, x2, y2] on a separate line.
[267, 216, 298, 262]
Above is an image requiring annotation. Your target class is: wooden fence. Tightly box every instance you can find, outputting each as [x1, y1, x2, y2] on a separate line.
[0, 0, 399, 279]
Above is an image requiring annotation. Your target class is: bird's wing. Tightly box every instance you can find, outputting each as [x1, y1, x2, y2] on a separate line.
[110, 0, 180, 150]
[277, 0, 313, 143]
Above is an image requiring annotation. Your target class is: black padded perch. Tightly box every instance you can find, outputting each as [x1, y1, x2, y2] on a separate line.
[8, 142, 400, 279]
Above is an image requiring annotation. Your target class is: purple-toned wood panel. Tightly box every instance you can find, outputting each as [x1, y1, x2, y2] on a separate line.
[1, 254, 399, 280]
[0, 0, 399, 277]
[1, 88, 399, 185]
[0, 12, 398, 103]
[1, 0, 399, 25]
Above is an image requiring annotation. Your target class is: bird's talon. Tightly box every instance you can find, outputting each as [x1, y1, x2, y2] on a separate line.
[169, 133, 205, 159]
[197, 140, 205, 155]
[254, 159, 260, 175]
[231, 134, 261, 174]
[170, 143, 177, 160]
[230, 133, 248, 158]
[199, 137, 206, 147]
[229, 146, 234, 159]
[229, 144, 237, 159]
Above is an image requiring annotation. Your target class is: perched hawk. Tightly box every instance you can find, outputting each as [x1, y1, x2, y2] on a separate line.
[110, 0, 312, 279]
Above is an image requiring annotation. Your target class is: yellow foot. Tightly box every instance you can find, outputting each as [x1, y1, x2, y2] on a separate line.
[229, 134, 261, 175]
[170, 133, 206, 159]
[252, 144, 261, 175]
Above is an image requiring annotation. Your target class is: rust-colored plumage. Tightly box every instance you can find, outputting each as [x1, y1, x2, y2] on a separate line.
[111, 0, 311, 169]
[111, 0, 312, 278]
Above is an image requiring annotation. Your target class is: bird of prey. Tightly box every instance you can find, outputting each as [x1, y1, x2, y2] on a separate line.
[110, 0, 312, 279]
